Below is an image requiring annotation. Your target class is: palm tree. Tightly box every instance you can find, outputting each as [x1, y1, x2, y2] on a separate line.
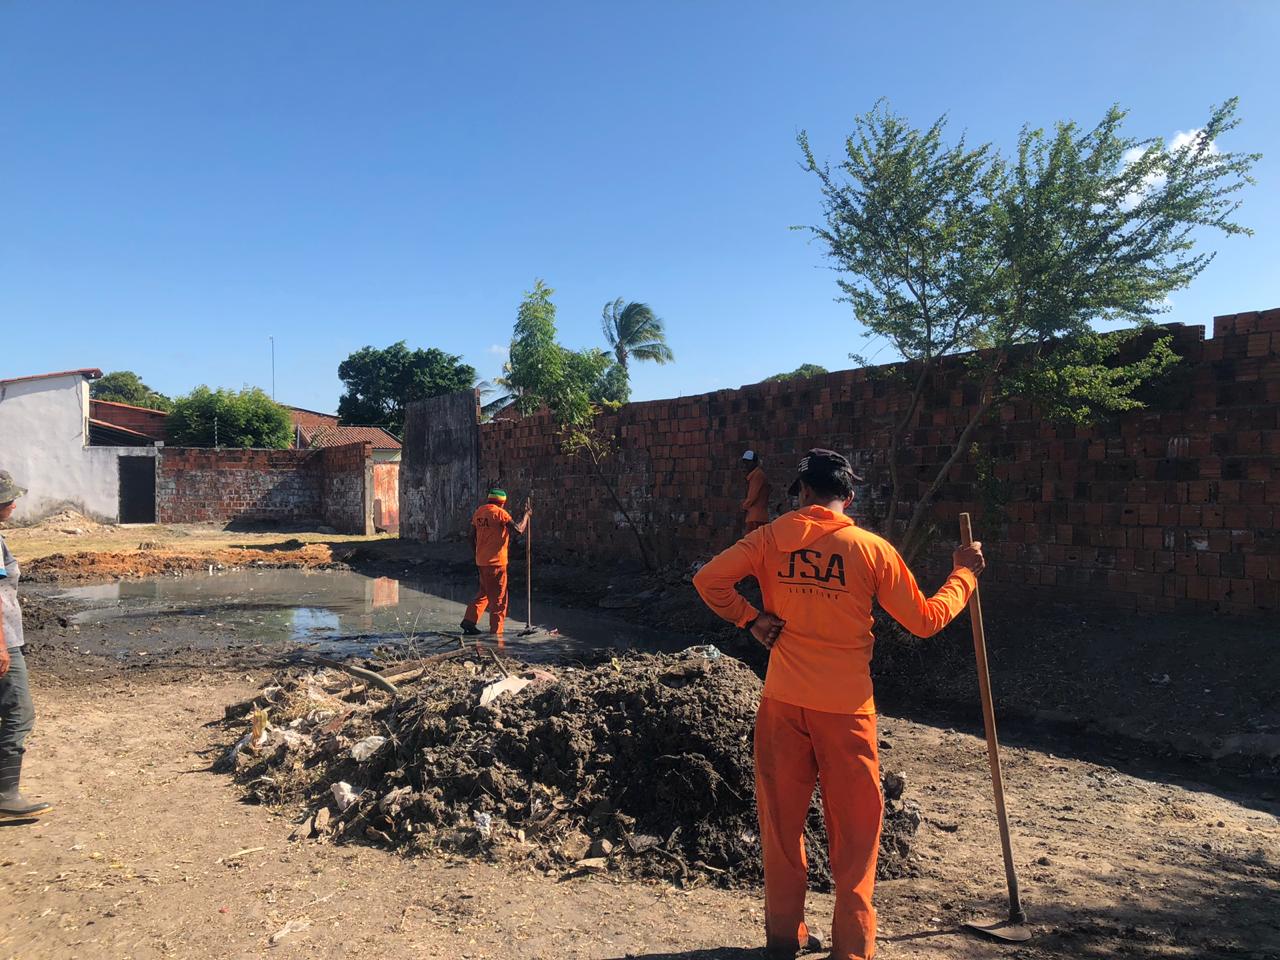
[600, 299, 675, 372]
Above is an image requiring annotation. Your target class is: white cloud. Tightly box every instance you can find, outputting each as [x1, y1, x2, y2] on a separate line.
[1120, 127, 1218, 210]
[487, 343, 508, 357]
[1167, 128, 1219, 155]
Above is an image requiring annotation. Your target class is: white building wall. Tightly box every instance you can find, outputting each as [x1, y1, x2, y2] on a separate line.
[0, 375, 148, 522]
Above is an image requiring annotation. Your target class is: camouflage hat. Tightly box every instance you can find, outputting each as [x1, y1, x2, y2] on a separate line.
[0, 470, 26, 504]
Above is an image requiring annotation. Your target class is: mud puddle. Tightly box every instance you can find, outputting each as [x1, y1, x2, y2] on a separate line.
[49, 568, 698, 660]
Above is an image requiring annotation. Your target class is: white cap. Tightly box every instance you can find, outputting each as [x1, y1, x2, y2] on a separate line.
[742, 450, 757, 462]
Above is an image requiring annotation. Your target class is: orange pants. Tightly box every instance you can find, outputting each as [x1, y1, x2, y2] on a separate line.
[464, 564, 508, 635]
[755, 697, 882, 960]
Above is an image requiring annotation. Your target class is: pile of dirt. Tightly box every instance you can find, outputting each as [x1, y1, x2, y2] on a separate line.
[221, 649, 921, 889]
[24, 508, 108, 537]
[22, 544, 341, 583]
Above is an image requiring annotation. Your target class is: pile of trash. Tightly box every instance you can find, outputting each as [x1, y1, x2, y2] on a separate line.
[221, 648, 922, 888]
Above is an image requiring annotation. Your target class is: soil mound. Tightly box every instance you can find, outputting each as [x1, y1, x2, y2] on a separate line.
[22, 544, 339, 583]
[222, 649, 921, 889]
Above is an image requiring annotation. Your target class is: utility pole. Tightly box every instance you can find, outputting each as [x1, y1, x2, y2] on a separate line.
[269, 336, 276, 400]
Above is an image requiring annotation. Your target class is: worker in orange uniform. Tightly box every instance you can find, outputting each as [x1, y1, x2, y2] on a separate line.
[460, 488, 531, 638]
[741, 450, 772, 534]
[694, 449, 985, 960]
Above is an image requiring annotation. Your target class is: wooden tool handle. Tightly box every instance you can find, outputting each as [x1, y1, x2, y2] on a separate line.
[525, 507, 533, 631]
[960, 512, 1025, 923]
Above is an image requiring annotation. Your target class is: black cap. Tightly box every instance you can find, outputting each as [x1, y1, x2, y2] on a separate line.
[787, 448, 864, 496]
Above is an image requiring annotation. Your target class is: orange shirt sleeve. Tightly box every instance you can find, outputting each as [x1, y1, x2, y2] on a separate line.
[692, 530, 767, 629]
[873, 541, 976, 638]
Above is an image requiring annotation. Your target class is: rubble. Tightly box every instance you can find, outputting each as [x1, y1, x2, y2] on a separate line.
[220, 650, 922, 889]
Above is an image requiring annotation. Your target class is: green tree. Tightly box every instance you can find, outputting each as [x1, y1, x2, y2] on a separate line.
[166, 386, 292, 448]
[799, 98, 1257, 560]
[764, 363, 830, 383]
[90, 371, 172, 411]
[504, 281, 654, 567]
[506, 280, 565, 417]
[337, 342, 476, 432]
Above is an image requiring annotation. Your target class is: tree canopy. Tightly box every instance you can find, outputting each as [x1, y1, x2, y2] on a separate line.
[337, 342, 476, 432]
[90, 370, 172, 411]
[799, 98, 1258, 558]
[764, 363, 830, 383]
[504, 281, 622, 422]
[166, 386, 292, 448]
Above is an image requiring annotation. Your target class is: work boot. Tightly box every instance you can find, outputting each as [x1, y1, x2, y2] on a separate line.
[764, 933, 824, 958]
[459, 620, 482, 636]
[0, 756, 53, 820]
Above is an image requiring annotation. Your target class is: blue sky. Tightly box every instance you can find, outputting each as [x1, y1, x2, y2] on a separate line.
[2, 2, 1276, 414]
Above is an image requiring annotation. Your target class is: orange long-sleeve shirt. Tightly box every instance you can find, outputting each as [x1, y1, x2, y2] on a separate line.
[693, 505, 976, 714]
[472, 503, 515, 566]
[742, 467, 771, 524]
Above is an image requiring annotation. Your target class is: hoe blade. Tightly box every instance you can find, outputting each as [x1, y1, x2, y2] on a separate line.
[962, 916, 1033, 943]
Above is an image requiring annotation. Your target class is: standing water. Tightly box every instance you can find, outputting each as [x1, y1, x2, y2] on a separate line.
[53, 568, 695, 660]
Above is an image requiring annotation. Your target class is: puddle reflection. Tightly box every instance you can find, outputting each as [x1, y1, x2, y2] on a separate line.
[55, 568, 692, 660]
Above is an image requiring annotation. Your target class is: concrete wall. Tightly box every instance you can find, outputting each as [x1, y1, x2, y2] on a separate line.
[463, 310, 1280, 615]
[372, 462, 400, 533]
[401, 391, 480, 541]
[0, 375, 138, 521]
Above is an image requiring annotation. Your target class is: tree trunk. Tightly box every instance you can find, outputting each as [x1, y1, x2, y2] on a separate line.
[899, 395, 996, 565]
[884, 360, 934, 538]
[589, 455, 655, 570]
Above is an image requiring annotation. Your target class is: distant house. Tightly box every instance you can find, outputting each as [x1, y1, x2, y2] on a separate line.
[0, 368, 160, 522]
[285, 406, 341, 448]
[308, 425, 402, 463]
[89, 399, 168, 445]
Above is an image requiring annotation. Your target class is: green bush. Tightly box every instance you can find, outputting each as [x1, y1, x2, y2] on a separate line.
[166, 386, 293, 448]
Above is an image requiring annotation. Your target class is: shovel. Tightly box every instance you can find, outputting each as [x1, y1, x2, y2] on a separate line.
[958, 512, 1032, 943]
[517, 498, 542, 638]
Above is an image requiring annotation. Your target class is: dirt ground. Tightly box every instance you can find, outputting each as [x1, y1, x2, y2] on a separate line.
[2, 663, 1277, 960]
[3, 519, 1279, 958]
[3, 513, 385, 569]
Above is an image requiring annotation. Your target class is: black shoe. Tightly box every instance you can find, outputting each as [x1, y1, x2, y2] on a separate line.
[0, 793, 53, 819]
[459, 620, 482, 636]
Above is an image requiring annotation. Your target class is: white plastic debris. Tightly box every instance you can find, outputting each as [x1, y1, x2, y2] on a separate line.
[473, 811, 493, 838]
[269, 918, 312, 945]
[479, 675, 531, 708]
[351, 735, 387, 761]
[330, 781, 359, 811]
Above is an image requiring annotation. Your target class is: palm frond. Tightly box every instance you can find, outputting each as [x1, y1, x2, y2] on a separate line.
[629, 342, 675, 364]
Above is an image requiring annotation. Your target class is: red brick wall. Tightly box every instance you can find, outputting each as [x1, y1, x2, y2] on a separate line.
[91, 400, 168, 441]
[156, 448, 323, 523]
[320, 442, 374, 535]
[479, 310, 1280, 615]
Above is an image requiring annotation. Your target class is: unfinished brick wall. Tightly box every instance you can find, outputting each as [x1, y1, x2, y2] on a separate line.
[320, 442, 374, 535]
[156, 445, 375, 533]
[157, 449, 323, 523]
[477, 309, 1280, 615]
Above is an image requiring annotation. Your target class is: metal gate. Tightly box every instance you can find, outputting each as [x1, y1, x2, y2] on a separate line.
[118, 456, 156, 523]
